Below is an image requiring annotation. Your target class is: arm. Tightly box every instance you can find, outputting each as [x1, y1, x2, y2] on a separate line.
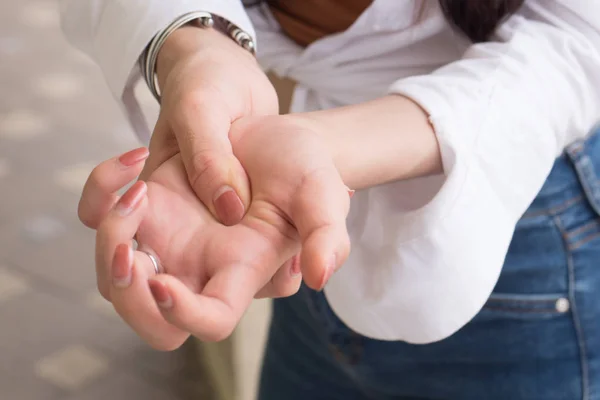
[60, 0, 279, 227]
[298, 0, 600, 342]
[299, 95, 443, 190]
[59, 0, 255, 100]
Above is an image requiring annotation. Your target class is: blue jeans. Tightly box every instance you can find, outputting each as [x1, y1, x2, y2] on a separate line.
[258, 128, 600, 400]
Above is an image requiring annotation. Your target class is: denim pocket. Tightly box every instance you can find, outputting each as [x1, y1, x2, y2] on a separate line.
[480, 293, 570, 320]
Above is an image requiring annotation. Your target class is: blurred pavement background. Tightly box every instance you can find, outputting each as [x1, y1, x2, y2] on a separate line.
[0, 0, 272, 399]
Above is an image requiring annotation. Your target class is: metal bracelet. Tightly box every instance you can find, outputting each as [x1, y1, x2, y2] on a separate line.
[227, 22, 256, 54]
[140, 11, 256, 103]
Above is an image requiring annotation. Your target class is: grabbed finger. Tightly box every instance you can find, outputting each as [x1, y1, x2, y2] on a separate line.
[255, 254, 302, 299]
[79, 147, 149, 229]
[148, 260, 272, 342]
[95, 180, 147, 300]
[109, 242, 189, 351]
[289, 169, 352, 291]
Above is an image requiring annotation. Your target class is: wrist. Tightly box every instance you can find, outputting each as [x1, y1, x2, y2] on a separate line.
[297, 96, 443, 190]
[156, 25, 255, 91]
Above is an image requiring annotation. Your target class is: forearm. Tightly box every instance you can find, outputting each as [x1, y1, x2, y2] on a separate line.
[299, 95, 443, 190]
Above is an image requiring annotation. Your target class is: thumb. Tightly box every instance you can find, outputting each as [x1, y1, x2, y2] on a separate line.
[139, 115, 178, 182]
[171, 100, 250, 226]
[289, 169, 351, 291]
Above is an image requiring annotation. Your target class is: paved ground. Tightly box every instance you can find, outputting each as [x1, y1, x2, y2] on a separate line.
[0, 0, 222, 398]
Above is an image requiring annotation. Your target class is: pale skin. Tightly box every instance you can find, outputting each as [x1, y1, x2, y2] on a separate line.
[79, 27, 442, 349]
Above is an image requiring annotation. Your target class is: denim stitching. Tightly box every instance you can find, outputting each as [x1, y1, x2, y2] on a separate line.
[521, 195, 584, 219]
[484, 296, 566, 315]
[569, 231, 600, 251]
[488, 294, 566, 301]
[484, 307, 563, 314]
[565, 219, 600, 238]
[554, 215, 590, 400]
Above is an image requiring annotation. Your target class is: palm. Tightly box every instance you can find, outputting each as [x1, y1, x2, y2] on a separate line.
[84, 115, 350, 348]
[230, 116, 352, 289]
[136, 153, 298, 296]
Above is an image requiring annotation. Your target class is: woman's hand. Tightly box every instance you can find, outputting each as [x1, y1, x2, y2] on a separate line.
[78, 114, 351, 349]
[230, 115, 352, 289]
[143, 26, 279, 226]
[79, 149, 301, 350]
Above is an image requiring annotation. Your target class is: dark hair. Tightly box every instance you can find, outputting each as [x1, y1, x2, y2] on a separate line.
[439, 0, 525, 42]
[243, 0, 525, 43]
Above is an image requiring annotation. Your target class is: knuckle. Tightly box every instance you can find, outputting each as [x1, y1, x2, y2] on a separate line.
[95, 221, 110, 247]
[86, 167, 106, 193]
[270, 282, 288, 298]
[205, 325, 235, 343]
[187, 151, 222, 191]
[274, 280, 301, 298]
[77, 203, 95, 228]
[199, 317, 236, 343]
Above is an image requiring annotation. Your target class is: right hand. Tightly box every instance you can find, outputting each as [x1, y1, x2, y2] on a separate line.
[141, 26, 279, 226]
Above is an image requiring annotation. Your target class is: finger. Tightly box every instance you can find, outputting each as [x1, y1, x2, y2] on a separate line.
[255, 254, 302, 299]
[290, 169, 352, 291]
[139, 115, 178, 182]
[170, 94, 250, 226]
[109, 243, 189, 351]
[96, 181, 189, 350]
[148, 261, 270, 342]
[95, 180, 147, 300]
[78, 147, 149, 229]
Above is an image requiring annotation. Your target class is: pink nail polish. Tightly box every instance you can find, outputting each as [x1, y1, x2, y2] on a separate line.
[290, 254, 302, 277]
[112, 243, 133, 288]
[149, 280, 173, 309]
[319, 254, 337, 290]
[115, 181, 146, 216]
[345, 186, 355, 198]
[118, 147, 149, 167]
[213, 186, 244, 226]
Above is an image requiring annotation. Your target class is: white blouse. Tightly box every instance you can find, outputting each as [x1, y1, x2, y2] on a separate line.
[60, 0, 600, 343]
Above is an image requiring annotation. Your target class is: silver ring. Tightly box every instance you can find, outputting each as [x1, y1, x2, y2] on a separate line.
[142, 251, 160, 275]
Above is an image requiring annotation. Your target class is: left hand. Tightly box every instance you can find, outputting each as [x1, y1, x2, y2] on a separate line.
[78, 115, 351, 349]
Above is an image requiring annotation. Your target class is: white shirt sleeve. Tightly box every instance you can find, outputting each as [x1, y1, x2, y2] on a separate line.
[59, 0, 254, 140]
[327, 0, 600, 343]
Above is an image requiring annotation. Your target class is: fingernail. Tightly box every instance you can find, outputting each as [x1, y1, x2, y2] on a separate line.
[290, 254, 302, 277]
[214, 186, 245, 226]
[149, 280, 173, 309]
[115, 181, 146, 216]
[118, 147, 149, 167]
[319, 254, 337, 290]
[345, 186, 355, 198]
[112, 243, 133, 288]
